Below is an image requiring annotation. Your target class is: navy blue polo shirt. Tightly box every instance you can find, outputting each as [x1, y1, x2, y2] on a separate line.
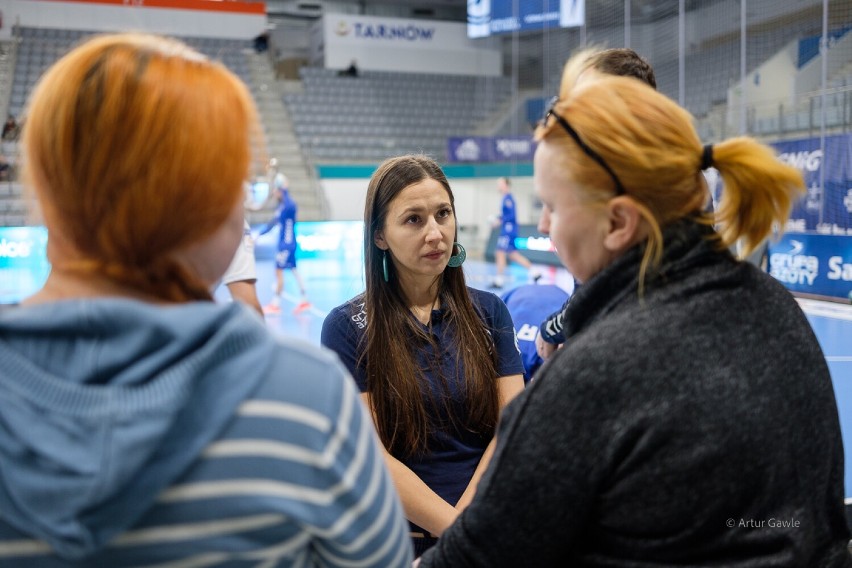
[320, 287, 524, 526]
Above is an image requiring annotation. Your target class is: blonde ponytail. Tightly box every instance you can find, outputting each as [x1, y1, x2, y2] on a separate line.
[710, 138, 805, 258]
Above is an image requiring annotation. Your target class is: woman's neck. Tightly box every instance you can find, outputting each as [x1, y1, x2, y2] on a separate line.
[409, 295, 439, 325]
[398, 275, 441, 324]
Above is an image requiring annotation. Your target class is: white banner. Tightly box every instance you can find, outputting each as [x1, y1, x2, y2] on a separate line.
[321, 13, 501, 76]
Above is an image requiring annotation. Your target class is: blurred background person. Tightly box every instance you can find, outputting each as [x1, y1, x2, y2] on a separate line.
[2, 113, 19, 141]
[220, 218, 263, 316]
[536, 47, 657, 361]
[0, 33, 411, 567]
[338, 58, 359, 77]
[490, 176, 540, 289]
[257, 160, 311, 315]
[499, 282, 570, 383]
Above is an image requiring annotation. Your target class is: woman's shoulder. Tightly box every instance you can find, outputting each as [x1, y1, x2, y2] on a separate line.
[249, 326, 357, 413]
[322, 295, 367, 341]
[465, 286, 510, 317]
[466, 286, 500, 308]
[325, 295, 366, 320]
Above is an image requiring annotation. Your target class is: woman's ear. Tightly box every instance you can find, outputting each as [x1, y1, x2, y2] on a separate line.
[603, 196, 647, 254]
[373, 230, 387, 251]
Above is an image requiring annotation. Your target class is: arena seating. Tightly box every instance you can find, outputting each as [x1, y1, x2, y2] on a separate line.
[0, 28, 254, 226]
[9, 27, 252, 119]
[284, 67, 513, 163]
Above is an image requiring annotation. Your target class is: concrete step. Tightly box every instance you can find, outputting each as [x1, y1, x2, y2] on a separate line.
[258, 110, 291, 120]
[266, 137, 300, 148]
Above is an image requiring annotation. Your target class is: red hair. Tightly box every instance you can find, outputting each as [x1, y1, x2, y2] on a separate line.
[24, 33, 260, 301]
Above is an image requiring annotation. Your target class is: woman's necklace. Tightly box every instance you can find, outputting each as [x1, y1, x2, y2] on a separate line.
[411, 295, 439, 325]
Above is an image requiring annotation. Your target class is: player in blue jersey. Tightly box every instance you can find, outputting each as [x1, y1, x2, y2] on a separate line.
[500, 282, 570, 382]
[258, 161, 311, 314]
[491, 177, 540, 288]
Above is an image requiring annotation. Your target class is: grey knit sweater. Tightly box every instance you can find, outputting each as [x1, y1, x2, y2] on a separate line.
[421, 220, 851, 567]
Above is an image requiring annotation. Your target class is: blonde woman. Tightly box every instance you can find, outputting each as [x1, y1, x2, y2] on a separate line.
[419, 51, 850, 567]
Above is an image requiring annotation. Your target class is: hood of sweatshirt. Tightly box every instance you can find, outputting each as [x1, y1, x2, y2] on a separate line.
[0, 299, 274, 559]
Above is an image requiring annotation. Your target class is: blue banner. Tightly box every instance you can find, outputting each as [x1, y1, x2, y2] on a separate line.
[468, 0, 585, 38]
[0, 226, 50, 305]
[447, 136, 537, 163]
[771, 134, 852, 235]
[768, 233, 852, 301]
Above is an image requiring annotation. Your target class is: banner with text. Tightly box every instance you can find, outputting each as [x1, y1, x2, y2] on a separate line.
[468, 0, 585, 39]
[770, 134, 852, 235]
[319, 13, 501, 76]
[767, 232, 852, 301]
[447, 136, 537, 163]
[0, 226, 50, 305]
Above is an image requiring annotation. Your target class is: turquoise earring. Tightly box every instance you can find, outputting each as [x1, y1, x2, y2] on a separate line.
[447, 242, 466, 268]
[382, 250, 389, 282]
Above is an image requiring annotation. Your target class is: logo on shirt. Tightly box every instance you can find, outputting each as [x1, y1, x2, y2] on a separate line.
[517, 323, 538, 342]
[512, 329, 521, 355]
[351, 302, 367, 330]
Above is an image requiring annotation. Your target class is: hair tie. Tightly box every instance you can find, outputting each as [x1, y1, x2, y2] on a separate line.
[700, 144, 714, 170]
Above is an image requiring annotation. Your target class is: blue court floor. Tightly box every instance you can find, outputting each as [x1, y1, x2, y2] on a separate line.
[215, 256, 852, 501]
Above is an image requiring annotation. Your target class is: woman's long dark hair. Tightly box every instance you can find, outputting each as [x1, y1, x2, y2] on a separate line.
[360, 155, 500, 458]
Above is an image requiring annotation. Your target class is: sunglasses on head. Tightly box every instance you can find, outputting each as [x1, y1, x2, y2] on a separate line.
[539, 96, 626, 196]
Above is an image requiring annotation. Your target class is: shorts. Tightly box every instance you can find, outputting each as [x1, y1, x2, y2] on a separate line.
[275, 247, 297, 270]
[496, 232, 517, 253]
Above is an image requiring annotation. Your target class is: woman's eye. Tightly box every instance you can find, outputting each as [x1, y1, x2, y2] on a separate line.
[406, 215, 420, 224]
[438, 209, 451, 218]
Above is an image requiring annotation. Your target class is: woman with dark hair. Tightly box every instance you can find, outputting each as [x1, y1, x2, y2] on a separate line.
[321, 155, 525, 556]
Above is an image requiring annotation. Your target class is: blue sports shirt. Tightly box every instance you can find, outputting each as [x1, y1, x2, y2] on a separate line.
[320, 287, 524, 534]
[259, 191, 297, 251]
[500, 193, 517, 236]
[501, 284, 571, 382]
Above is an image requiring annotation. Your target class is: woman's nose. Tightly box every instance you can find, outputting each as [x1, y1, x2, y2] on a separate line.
[538, 205, 551, 235]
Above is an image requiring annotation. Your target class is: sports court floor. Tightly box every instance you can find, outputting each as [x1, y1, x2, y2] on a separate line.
[215, 256, 852, 503]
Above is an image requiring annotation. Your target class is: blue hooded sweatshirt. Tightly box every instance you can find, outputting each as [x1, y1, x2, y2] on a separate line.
[0, 298, 412, 567]
[0, 296, 416, 568]
[0, 299, 275, 559]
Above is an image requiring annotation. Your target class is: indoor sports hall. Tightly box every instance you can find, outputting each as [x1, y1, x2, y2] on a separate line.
[0, 0, 851, 564]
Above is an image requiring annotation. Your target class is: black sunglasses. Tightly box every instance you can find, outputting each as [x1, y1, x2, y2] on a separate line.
[540, 96, 627, 196]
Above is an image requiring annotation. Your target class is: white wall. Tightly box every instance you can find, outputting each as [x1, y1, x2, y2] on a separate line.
[0, 0, 266, 39]
[727, 40, 798, 119]
[796, 31, 852, 97]
[320, 176, 539, 253]
[319, 13, 502, 76]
